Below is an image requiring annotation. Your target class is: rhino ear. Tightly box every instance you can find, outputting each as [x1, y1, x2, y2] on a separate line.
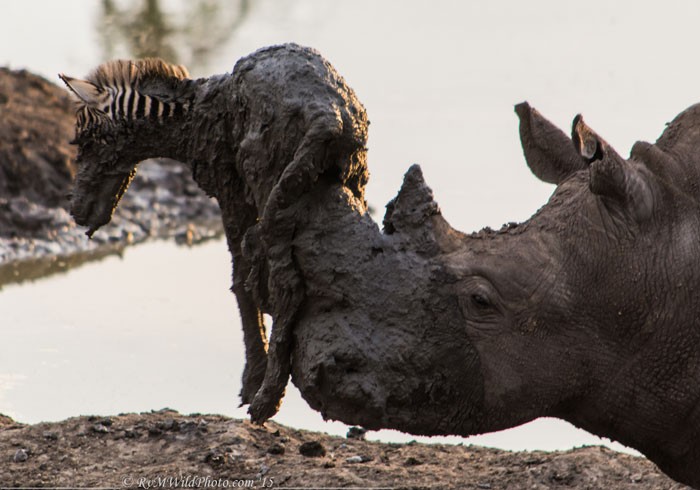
[572, 115, 654, 221]
[571, 114, 604, 162]
[515, 102, 588, 185]
[58, 74, 102, 106]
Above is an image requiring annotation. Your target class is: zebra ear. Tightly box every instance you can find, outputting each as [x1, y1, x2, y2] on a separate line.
[59, 74, 102, 106]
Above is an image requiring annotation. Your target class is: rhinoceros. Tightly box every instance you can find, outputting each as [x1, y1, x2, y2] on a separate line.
[61, 44, 700, 487]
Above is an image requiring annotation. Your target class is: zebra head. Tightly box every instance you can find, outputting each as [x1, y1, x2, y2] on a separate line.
[60, 58, 191, 236]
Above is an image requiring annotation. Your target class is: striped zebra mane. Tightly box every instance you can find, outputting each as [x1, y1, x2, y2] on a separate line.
[86, 58, 190, 91]
[60, 58, 192, 130]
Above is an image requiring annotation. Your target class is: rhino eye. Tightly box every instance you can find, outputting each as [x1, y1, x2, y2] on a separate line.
[460, 276, 502, 320]
[471, 293, 492, 309]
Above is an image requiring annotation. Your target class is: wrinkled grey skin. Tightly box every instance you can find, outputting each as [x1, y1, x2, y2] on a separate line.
[65, 44, 700, 488]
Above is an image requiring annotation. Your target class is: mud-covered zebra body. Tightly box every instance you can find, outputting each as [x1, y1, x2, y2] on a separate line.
[60, 45, 370, 430]
[59, 58, 191, 131]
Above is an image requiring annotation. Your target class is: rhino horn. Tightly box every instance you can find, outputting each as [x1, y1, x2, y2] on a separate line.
[572, 115, 654, 221]
[515, 102, 588, 185]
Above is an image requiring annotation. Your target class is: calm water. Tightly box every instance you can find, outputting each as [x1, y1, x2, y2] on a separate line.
[3, 0, 700, 453]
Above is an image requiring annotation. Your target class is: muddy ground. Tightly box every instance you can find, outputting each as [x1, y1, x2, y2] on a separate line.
[0, 411, 688, 489]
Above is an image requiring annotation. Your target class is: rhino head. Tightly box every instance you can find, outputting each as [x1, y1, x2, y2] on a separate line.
[290, 102, 700, 487]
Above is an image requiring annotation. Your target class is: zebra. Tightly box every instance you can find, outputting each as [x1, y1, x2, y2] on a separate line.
[59, 58, 191, 131]
[59, 44, 370, 425]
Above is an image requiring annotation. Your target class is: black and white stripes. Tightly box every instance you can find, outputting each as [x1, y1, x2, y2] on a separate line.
[100, 86, 188, 121]
[59, 58, 191, 132]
